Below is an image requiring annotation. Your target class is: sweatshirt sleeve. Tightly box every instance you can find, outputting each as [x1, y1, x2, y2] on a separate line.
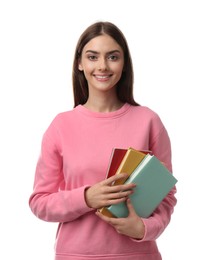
[140, 113, 177, 241]
[29, 118, 93, 223]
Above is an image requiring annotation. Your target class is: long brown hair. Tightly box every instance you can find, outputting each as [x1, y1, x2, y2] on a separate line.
[72, 21, 139, 107]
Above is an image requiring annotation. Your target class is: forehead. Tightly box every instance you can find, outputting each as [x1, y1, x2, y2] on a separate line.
[82, 34, 123, 53]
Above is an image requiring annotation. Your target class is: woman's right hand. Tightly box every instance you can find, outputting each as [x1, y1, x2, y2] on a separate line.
[84, 173, 136, 209]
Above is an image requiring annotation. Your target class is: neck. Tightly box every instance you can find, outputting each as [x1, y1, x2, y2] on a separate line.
[84, 95, 124, 113]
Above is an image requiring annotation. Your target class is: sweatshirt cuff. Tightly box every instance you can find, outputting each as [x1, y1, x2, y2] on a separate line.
[72, 185, 94, 215]
[140, 217, 160, 241]
[130, 217, 160, 242]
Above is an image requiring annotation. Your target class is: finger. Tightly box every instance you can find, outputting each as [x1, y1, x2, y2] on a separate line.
[106, 189, 133, 201]
[104, 173, 129, 185]
[109, 182, 136, 192]
[96, 211, 120, 226]
[126, 198, 136, 216]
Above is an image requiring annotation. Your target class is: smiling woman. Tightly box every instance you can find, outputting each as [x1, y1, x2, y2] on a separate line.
[72, 22, 139, 109]
[29, 21, 177, 260]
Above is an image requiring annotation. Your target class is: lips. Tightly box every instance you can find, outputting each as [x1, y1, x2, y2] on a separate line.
[94, 74, 112, 82]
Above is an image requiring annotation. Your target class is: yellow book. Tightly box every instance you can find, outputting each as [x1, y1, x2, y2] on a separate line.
[112, 147, 147, 185]
[98, 207, 115, 217]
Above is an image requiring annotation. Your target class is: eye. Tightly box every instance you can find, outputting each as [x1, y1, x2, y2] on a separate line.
[108, 55, 118, 61]
[88, 55, 98, 61]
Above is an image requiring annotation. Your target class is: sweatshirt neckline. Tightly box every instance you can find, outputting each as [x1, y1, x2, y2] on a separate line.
[75, 103, 131, 118]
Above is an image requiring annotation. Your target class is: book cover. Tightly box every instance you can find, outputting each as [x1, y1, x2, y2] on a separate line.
[106, 148, 127, 179]
[106, 154, 178, 218]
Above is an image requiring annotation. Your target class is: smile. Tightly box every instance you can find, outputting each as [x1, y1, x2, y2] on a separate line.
[94, 75, 112, 79]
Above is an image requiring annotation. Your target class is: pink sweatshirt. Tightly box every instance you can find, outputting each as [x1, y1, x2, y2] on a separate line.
[29, 103, 177, 260]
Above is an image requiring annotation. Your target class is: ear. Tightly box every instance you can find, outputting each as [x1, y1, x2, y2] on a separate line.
[78, 61, 83, 71]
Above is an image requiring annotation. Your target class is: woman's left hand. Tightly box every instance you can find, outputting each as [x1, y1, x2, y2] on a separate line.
[96, 198, 145, 239]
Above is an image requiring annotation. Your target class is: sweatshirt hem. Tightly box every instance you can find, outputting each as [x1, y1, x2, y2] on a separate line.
[55, 252, 161, 260]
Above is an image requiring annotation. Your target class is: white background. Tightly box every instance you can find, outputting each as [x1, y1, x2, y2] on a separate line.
[0, 0, 210, 259]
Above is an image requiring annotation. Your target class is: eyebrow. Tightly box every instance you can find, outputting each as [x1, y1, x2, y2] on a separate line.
[85, 50, 121, 55]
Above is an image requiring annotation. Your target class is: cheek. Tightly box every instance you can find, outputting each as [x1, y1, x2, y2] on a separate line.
[111, 60, 124, 70]
[112, 64, 124, 76]
[82, 62, 95, 74]
[82, 65, 95, 80]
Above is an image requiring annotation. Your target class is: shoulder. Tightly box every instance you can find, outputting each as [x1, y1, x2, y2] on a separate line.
[129, 105, 167, 137]
[49, 107, 80, 127]
[53, 109, 75, 123]
[43, 109, 76, 138]
[130, 105, 163, 122]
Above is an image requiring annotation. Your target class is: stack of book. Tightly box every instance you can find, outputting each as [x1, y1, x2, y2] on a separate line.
[98, 147, 177, 218]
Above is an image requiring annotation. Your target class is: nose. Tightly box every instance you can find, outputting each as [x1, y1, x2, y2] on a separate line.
[98, 58, 108, 71]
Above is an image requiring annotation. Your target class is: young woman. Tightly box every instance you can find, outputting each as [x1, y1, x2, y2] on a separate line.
[29, 21, 177, 260]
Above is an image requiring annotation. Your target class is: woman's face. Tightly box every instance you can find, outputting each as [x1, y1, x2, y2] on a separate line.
[78, 34, 124, 94]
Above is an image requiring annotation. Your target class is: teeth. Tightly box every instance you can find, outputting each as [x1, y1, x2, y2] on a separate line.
[95, 75, 109, 79]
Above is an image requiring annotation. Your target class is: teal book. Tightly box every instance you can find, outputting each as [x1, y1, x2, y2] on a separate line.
[106, 154, 178, 218]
